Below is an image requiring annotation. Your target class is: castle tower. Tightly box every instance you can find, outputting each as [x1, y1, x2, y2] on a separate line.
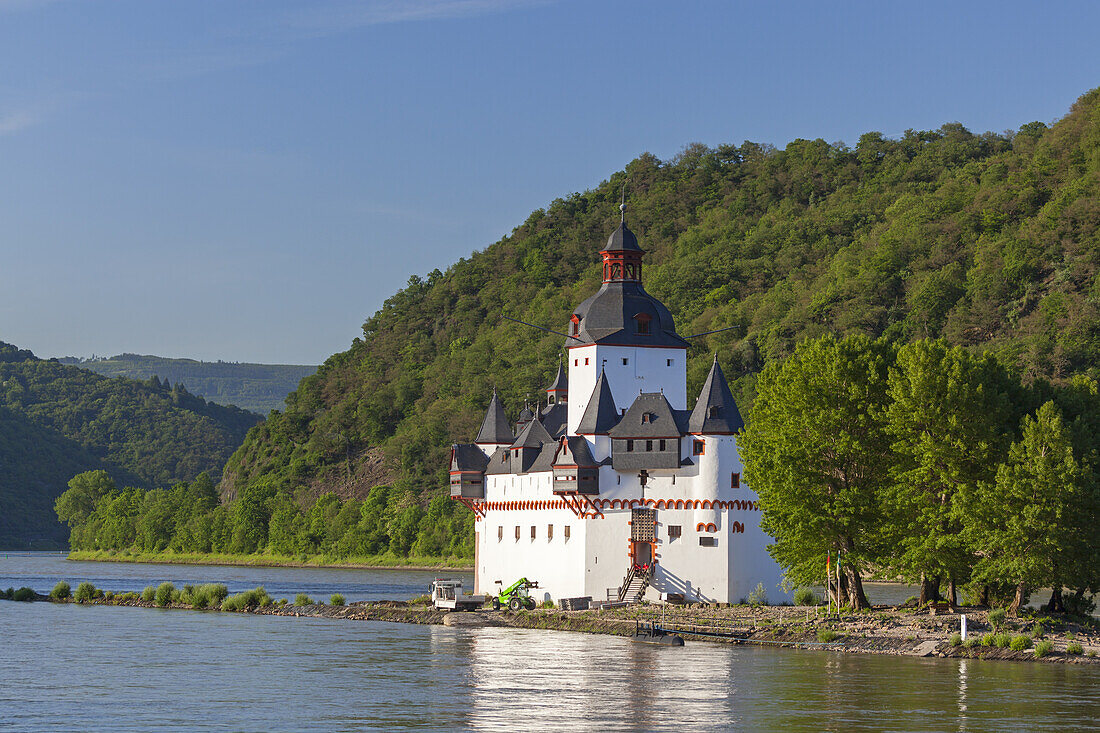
[566, 216, 688, 434]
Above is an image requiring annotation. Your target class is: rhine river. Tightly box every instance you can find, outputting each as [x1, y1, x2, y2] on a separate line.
[3, 553, 1099, 731]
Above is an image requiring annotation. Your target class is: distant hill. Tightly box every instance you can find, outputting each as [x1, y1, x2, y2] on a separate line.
[224, 88, 1100, 508]
[0, 342, 262, 548]
[58, 354, 317, 414]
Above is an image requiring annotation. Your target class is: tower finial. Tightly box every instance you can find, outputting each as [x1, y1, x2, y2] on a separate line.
[620, 181, 627, 223]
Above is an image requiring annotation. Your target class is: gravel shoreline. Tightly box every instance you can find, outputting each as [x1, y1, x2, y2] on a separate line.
[19, 591, 1100, 665]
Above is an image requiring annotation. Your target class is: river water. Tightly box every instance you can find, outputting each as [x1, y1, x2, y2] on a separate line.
[3, 553, 1099, 731]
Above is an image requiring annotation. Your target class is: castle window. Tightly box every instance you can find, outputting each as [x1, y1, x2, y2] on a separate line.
[585, 358, 590, 365]
[641, 413, 651, 424]
[622, 358, 628, 365]
[514, 526, 520, 541]
[668, 525, 681, 542]
[659, 439, 666, 451]
[531, 525, 536, 540]
[634, 313, 652, 335]
[547, 524, 553, 541]
[570, 314, 580, 337]
[574, 359, 578, 366]
[699, 537, 718, 547]
[646, 439, 653, 451]
[731, 472, 741, 489]
[667, 359, 673, 367]
[693, 439, 705, 456]
[498, 526, 503, 542]
[626, 439, 634, 452]
[709, 406, 721, 419]
[564, 525, 571, 540]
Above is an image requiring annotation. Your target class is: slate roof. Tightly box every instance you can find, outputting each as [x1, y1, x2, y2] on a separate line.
[576, 370, 620, 434]
[511, 415, 554, 449]
[602, 222, 643, 252]
[553, 436, 600, 468]
[475, 391, 514, 444]
[539, 402, 568, 438]
[688, 356, 745, 434]
[450, 443, 488, 472]
[608, 392, 685, 438]
[569, 281, 688, 348]
[546, 359, 567, 393]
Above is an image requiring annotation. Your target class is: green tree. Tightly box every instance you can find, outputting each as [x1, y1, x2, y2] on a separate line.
[740, 334, 895, 610]
[884, 340, 1017, 605]
[960, 402, 1085, 615]
[54, 470, 116, 528]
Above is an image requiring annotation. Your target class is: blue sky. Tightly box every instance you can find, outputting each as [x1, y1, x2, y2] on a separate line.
[1, 0, 1098, 364]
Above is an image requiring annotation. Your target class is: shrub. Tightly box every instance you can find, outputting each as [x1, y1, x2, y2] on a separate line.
[817, 629, 841, 643]
[1066, 641, 1083, 654]
[994, 633, 1012, 648]
[1, 587, 13, 600]
[949, 633, 962, 647]
[1033, 640, 1053, 657]
[540, 599, 555, 609]
[794, 588, 818, 606]
[294, 593, 314, 607]
[1009, 635, 1032, 651]
[989, 608, 1007, 630]
[50, 582, 71, 600]
[142, 586, 156, 602]
[980, 633, 996, 647]
[1031, 622, 1044, 638]
[748, 582, 768, 607]
[103, 591, 114, 601]
[964, 636, 981, 648]
[221, 587, 271, 612]
[154, 582, 176, 607]
[330, 594, 346, 606]
[74, 582, 98, 603]
[278, 599, 288, 606]
[1088, 650, 1097, 658]
[12, 587, 35, 602]
[410, 593, 431, 605]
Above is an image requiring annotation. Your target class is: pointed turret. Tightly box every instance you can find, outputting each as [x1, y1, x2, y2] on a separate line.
[546, 357, 568, 403]
[576, 370, 620, 435]
[688, 355, 744, 434]
[475, 391, 514, 445]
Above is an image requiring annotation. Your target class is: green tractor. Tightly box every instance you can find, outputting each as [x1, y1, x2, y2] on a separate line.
[493, 577, 539, 611]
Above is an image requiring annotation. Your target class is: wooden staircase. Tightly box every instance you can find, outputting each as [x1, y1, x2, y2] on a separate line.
[617, 565, 654, 603]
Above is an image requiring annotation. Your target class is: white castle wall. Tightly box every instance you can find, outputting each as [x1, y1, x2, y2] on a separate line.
[566, 344, 687, 434]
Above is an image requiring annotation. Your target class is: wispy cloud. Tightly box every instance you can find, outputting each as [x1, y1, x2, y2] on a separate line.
[0, 110, 38, 136]
[285, 0, 549, 36]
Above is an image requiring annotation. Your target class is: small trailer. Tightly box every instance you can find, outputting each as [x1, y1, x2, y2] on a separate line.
[430, 579, 485, 612]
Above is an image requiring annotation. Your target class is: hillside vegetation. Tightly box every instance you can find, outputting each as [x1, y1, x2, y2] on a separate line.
[223, 89, 1100, 511]
[0, 342, 261, 547]
[59, 354, 317, 414]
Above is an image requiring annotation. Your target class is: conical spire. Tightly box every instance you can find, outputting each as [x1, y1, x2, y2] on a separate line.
[475, 391, 514, 444]
[576, 369, 620, 434]
[511, 413, 554, 448]
[688, 354, 744, 434]
[546, 357, 568, 396]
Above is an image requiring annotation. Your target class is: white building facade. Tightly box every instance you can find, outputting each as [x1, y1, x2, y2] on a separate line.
[450, 218, 786, 604]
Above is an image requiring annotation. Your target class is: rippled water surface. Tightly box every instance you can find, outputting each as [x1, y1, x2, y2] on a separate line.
[3, 553, 1099, 731]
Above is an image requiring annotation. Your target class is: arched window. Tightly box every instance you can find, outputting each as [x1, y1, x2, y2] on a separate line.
[570, 314, 580, 337]
[634, 312, 652, 335]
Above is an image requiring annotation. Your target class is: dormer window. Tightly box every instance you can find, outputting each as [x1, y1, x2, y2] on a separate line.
[708, 406, 721, 419]
[634, 313, 652, 335]
[641, 413, 652, 424]
[570, 314, 580, 337]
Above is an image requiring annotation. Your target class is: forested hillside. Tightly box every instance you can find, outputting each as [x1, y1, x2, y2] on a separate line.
[0, 342, 261, 547]
[224, 89, 1100, 515]
[59, 354, 317, 414]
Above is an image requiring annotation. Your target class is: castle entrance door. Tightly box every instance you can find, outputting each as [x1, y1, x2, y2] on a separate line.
[631, 507, 656, 568]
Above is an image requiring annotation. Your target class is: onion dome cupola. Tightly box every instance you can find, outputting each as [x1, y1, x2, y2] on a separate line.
[576, 369, 620, 435]
[688, 354, 745, 434]
[475, 391, 514, 445]
[567, 211, 688, 349]
[545, 358, 568, 404]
